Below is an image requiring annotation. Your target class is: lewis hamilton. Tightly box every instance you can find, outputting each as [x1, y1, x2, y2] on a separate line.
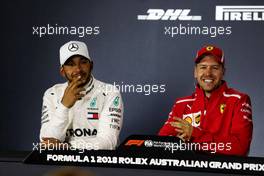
[40, 41, 123, 150]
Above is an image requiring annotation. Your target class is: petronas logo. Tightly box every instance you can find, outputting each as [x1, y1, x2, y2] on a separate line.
[90, 97, 97, 107]
[113, 96, 120, 107]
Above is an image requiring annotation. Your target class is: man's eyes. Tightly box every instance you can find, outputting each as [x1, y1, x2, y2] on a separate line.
[199, 66, 207, 69]
[80, 60, 89, 64]
[212, 66, 220, 70]
[199, 66, 220, 70]
[65, 62, 74, 66]
[65, 60, 88, 66]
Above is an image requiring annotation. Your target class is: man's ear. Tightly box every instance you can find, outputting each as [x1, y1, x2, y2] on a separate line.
[60, 67, 65, 78]
[194, 65, 197, 79]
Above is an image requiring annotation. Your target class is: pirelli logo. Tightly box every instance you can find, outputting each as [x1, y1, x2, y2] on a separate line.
[216, 6, 264, 21]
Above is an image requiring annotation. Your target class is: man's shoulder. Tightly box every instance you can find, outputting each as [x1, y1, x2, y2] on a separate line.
[174, 94, 196, 105]
[224, 87, 250, 100]
[44, 82, 67, 96]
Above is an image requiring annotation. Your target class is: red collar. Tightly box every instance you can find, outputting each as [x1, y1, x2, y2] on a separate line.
[195, 81, 228, 100]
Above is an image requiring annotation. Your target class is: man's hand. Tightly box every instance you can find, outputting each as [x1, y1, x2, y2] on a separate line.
[61, 76, 86, 108]
[170, 117, 193, 142]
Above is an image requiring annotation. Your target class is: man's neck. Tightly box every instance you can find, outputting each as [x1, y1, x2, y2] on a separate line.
[205, 92, 211, 98]
[203, 81, 224, 98]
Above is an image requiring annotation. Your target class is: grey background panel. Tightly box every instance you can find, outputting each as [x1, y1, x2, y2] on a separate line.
[2, 0, 264, 157]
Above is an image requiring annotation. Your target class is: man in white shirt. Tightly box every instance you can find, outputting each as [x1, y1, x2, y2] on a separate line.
[40, 41, 123, 150]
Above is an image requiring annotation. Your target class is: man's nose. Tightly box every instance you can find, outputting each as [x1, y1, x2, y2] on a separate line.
[205, 67, 213, 76]
[74, 63, 82, 72]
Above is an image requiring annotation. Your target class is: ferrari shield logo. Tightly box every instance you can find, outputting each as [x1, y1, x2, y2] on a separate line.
[220, 104, 226, 114]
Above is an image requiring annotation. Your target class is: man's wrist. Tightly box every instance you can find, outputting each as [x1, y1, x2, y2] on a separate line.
[61, 97, 73, 108]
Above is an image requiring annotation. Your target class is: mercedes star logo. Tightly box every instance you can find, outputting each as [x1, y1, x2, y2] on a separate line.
[68, 43, 79, 52]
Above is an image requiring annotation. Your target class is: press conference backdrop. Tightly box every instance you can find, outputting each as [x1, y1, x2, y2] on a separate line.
[3, 0, 264, 157]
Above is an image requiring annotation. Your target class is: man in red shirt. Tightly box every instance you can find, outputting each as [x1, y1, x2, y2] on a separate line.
[159, 45, 253, 156]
